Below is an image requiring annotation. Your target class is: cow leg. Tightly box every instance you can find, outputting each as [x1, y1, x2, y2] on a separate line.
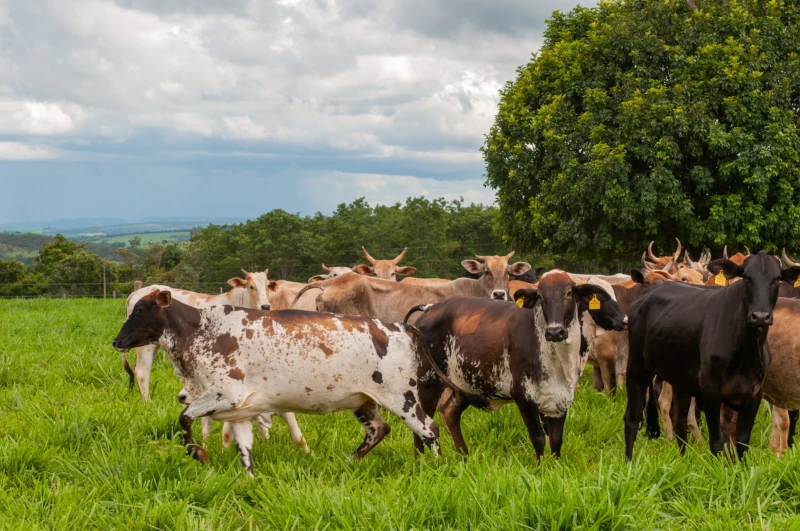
[255, 414, 273, 440]
[624, 358, 652, 461]
[719, 404, 737, 452]
[670, 388, 692, 454]
[658, 380, 674, 440]
[439, 392, 471, 455]
[770, 405, 790, 457]
[688, 398, 702, 443]
[280, 412, 310, 454]
[221, 421, 233, 447]
[592, 365, 604, 392]
[351, 401, 392, 459]
[789, 410, 799, 449]
[178, 392, 230, 464]
[598, 356, 617, 395]
[514, 396, 546, 460]
[203, 417, 215, 441]
[230, 421, 256, 476]
[134, 345, 157, 400]
[733, 394, 762, 460]
[544, 413, 567, 458]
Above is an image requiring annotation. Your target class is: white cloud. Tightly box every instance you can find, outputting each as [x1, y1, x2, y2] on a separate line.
[0, 100, 83, 135]
[0, 142, 59, 160]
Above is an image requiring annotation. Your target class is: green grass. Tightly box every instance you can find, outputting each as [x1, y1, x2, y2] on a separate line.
[87, 231, 190, 246]
[2, 299, 800, 529]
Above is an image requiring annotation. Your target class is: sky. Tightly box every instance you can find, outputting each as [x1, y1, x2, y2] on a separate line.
[0, 0, 587, 224]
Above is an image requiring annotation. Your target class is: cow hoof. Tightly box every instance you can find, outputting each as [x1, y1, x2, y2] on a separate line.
[188, 445, 208, 463]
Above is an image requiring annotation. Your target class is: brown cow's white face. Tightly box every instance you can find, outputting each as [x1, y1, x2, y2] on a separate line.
[675, 264, 705, 285]
[461, 251, 531, 300]
[355, 247, 417, 281]
[227, 269, 271, 310]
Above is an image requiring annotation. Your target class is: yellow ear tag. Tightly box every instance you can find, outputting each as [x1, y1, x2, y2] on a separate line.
[516, 298, 524, 308]
[589, 294, 601, 310]
[312, 278, 318, 283]
[794, 278, 800, 288]
[715, 271, 727, 286]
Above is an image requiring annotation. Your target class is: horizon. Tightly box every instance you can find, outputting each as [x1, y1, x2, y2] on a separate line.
[0, 0, 589, 224]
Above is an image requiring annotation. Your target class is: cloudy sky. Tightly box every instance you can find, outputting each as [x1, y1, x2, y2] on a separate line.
[0, 0, 586, 224]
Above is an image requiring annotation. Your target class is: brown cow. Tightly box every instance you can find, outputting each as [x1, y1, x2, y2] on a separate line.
[292, 253, 531, 323]
[644, 238, 682, 273]
[356, 247, 418, 280]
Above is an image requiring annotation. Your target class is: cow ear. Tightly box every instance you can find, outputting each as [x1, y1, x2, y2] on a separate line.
[508, 261, 532, 276]
[535, 267, 547, 278]
[512, 288, 539, 309]
[307, 275, 327, 283]
[354, 264, 374, 276]
[630, 269, 646, 284]
[396, 266, 417, 277]
[708, 259, 743, 280]
[461, 260, 484, 275]
[574, 284, 611, 310]
[156, 290, 172, 308]
[781, 265, 800, 284]
[268, 281, 278, 291]
[227, 277, 247, 288]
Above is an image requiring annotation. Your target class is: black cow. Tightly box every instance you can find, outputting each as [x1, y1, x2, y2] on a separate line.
[407, 272, 627, 459]
[624, 251, 800, 460]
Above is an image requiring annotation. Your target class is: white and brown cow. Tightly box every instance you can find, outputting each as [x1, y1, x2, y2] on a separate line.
[112, 292, 443, 474]
[307, 264, 357, 283]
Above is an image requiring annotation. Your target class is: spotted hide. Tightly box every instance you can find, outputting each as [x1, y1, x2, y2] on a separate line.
[408, 271, 627, 459]
[113, 291, 441, 474]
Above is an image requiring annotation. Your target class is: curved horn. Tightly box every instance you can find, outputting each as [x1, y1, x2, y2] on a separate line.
[641, 252, 653, 273]
[505, 251, 516, 260]
[684, 250, 694, 266]
[783, 248, 797, 267]
[392, 247, 407, 265]
[723, 245, 728, 260]
[362, 246, 376, 265]
[474, 254, 488, 261]
[662, 259, 674, 273]
[672, 238, 682, 263]
[321, 263, 331, 272]
[241, 269, 250, 277]
[648, 241, 659, 262]
[744, 245, 751, 256]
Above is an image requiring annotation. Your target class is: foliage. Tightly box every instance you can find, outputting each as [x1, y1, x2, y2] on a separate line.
[484, 0, 800, 258]
[48, 251, 117, 297]
[2, 298, 800, 528]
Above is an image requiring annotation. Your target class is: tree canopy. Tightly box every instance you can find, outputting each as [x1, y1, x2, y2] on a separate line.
[484, 0, 800, 258]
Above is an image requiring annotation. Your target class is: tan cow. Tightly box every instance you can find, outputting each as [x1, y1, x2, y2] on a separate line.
[267, 279, 319, 311]
[356, 247, 418, 280]
[644, 238, 682, 273]
[307, 264, 357, 283]
[293, 252, 531, 324]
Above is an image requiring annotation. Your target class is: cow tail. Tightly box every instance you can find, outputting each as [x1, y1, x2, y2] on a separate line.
[403, 304, 433, 324]
[121, 353, 135, 390]
[403, 325, 489, 410]
[290, 284, 323, 309]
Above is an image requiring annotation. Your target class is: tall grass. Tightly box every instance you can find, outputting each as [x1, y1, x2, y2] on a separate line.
[1, 299, 800, 529]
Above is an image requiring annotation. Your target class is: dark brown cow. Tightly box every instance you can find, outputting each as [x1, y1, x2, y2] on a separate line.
[407, 272, 627, 459]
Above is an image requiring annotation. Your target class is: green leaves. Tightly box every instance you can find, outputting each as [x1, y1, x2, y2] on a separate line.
[485, 0, 800, 257]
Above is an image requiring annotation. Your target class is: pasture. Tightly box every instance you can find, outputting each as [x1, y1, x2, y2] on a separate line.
[3, 299, 800, 529]
[86, 231, 191, 246]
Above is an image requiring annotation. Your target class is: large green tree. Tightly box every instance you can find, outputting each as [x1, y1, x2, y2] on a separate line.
[484, 0, 800, 258]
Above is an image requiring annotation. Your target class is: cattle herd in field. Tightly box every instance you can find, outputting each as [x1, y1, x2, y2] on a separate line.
[112, 243, 800, 474]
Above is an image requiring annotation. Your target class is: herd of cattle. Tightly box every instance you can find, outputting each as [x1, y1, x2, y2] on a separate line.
[112, 243, 800, 474]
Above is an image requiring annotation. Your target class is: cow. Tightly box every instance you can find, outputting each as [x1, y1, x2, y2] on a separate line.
[356, 247, 418, 280]
[644, 238, 682, 273]
[623, 251, 800, 460]
[404, 272, 627, 458]
[464, 265, 545, 283]
[112, 291, 444, 474]
[292, 253, 532, 324]
[266, 279, 318, 311]
[401, 277, 453, 286]
[780, 249, 800, 298]
[308, 264, 357, 283]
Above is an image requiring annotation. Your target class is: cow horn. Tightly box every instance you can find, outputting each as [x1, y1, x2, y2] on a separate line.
[723, 245, 728, 259]
[505, 251, 516, 260]
[662, 259, 674, 273]
[684, 250, 694, 266]
[392, 247, 407, 265]
[321, 263, 331, 272]
[744, 245, 751, 256]
[783, 248, 797, 267]
[641, 252, 653, 273]
[648, 241, 659, 262]
[474, 254, 488, 261]
[241, 269, 250, 277]
[362, 246, 376, 265]
[672, 238, 682, 263]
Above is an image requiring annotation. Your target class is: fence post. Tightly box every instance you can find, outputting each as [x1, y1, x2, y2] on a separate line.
[103, 263, 107, 299]
[220, 287, 223, 294]
[113, 291, 116, 299]
[134, 280, 143, 291]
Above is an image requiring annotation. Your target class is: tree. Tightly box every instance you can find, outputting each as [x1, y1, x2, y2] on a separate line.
[0, 259, 25, 285]
[33, 235, 81, 275]
[48, 250, 117, 297]
[484, 0, 800, 258]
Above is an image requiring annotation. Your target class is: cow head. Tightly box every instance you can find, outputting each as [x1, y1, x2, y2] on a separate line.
[354, 247, 417, 280]
[708, 250, 800, 328]
[683, 250, 711, 281]
[227, 269, 271, 310]
[513, 271, 625, 343]
[462, 252, 531, 301]
[723, 245, 750, 266]
[308, 264, 356, 283]
[645, 238, 681, 274]
[113, 290, 173, 351]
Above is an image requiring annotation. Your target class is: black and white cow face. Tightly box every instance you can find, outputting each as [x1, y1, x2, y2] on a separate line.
[112, 290, 171, 351]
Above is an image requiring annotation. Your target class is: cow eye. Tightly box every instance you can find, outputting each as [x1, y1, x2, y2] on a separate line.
[566, 289, 572, 297]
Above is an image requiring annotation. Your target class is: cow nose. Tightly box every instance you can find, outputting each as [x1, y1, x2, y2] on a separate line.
[492, 290, 507, 301]
[545, 325, 568, 342]
[261, 304, 271, 310]
[112, 339, 118, 348]
[749, 311, 772, 327]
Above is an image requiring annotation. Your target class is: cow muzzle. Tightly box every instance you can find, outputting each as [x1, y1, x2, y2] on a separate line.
[260, 304, 271, 310]
[748, 311, 773, 328]
[112, 338, 130, 353]
[492, 290, 508, 301]
[545, 325, 568, 342]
